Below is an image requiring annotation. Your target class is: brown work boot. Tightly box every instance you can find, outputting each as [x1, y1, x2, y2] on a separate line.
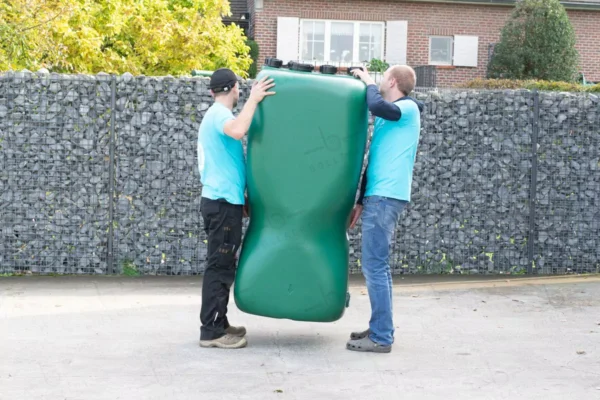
[225, 325, 247, 337]
[200, 334, 247, 349]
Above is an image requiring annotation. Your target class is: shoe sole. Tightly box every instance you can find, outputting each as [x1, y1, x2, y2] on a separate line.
[346, 342, 391, 353]
[199, 337, 248, 349]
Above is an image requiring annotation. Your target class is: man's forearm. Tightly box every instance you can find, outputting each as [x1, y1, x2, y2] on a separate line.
[356, 167, 368, 205]
[361, 73, 376, 87]
[226, 99, 258, 139]
[366, 85, 401, 121]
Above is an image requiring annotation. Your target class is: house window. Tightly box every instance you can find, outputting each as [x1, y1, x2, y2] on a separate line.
[300, 20, 385, 64]
[359, 23, 384, 63]
[429, 36, 453, 65]
[301, 21, 326, 61]
[330, 22, 354, 63]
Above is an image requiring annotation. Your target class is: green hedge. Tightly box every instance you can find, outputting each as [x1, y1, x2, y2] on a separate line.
[459, 79, 600, 93]
[247, 39, 259, 79]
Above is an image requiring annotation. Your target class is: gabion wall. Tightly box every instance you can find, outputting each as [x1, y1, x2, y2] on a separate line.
[0, 71, 598, 275]
[0, 72, 112, 274]
[112, 74, 250, 275]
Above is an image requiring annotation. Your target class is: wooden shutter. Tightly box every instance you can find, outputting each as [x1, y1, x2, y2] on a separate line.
[385, 21, 408, 65]
[276, 17, 300, 64]
[453, 35, 479, 67]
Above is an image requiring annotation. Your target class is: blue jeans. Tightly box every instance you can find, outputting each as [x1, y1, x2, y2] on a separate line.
[361, 195, 407, 346]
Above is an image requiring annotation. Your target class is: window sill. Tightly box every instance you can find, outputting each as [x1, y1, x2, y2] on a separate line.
[430, 65, 479, 69]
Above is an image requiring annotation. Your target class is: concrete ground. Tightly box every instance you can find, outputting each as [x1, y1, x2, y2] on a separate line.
[1, 275, 600, 400]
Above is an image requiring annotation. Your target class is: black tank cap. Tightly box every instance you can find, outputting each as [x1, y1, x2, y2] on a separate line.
[319, 65, 338, 75]
[347, 66, 365, 76]
[288, 62, 314, 72]
[264, 58, 283, 68]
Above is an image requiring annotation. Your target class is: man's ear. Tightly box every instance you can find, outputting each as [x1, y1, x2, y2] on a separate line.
[210, 89, 215, 98]
[389, 78, 397, 90]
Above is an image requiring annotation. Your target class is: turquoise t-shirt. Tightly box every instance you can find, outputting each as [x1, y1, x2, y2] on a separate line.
[197, 102, 246, 205]
[365, 98, 421, 202]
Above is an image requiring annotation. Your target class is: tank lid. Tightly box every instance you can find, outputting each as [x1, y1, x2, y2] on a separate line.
[347, 66, 365, 76]
[288, 61, 314, 72]
[264, 58, 283, 68]
[319, 65, 338, 75]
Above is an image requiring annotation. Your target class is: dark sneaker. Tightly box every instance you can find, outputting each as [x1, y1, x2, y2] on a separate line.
[200, 334, 248, 349]
[225, 325, 247, 337]
[346, 336, 391, 353]
[350, 328, 370, 340]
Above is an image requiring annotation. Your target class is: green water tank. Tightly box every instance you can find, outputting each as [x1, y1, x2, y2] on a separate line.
[233, 61, 369, 322]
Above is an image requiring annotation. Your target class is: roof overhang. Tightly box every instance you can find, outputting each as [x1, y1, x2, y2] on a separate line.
[406, 0, 600, 11]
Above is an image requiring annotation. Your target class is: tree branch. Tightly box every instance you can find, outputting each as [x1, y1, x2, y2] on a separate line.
[19, 6, 69, 33]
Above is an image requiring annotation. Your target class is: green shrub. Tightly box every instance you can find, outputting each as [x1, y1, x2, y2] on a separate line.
[531, 80, 582, 92]
[459, 79, 600, 93]
[488, 0, 579, 82]
[247, 39, 259, 79]
[367, 58, 389, 72]
[586, 83, 600, 93]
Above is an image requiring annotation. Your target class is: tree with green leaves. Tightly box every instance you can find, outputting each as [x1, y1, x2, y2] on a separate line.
[0, 0, 251, 76]
[246, 39, 259, 79]
[487, 0, 579, 82]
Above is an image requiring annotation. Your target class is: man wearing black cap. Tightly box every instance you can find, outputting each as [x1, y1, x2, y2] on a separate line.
[198, 68, 275, 349]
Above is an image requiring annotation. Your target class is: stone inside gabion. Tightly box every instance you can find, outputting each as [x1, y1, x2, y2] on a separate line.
[0, 71, 598, 275]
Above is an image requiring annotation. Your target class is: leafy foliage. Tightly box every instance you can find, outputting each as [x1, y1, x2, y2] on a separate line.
[460, 79, 600, 93]
[487, 0, 579, 82]
[367, 58, 389, 72]
[0, 0, 251, 76]
[246, 39, 259, 79]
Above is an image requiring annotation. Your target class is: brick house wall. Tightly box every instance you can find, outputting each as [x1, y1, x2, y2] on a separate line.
[249, 0, 600, 86]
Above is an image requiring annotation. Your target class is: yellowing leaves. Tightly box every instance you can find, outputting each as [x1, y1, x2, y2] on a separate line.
[0, 0, 251, 77]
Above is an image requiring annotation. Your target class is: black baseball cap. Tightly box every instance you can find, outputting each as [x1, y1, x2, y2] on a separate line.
[210, 68, 238, 93]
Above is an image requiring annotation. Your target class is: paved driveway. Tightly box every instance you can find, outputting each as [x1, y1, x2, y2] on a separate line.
[1, 275, 599, 400]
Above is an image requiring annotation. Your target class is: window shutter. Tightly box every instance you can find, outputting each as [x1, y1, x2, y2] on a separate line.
[453, 35, 479, 67]
[385, 21, 408, 65]
[276, 17, 300, 64]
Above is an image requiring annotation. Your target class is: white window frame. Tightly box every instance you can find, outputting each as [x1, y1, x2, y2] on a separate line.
[300, 20, 326, 62]
[429, 36, 454, 66]
[299, 19, 385, 65]
[358, 22, 385, 63]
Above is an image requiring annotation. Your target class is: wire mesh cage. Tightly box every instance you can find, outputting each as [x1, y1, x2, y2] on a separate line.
[0, 72, 112, 274]
[112, 75, 251, 275]
[0, 70, 598, 276]
[533, 92, 600, 274]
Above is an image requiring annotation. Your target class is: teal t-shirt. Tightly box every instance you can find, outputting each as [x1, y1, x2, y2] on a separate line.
[197, 103, 246, 205]
[366, 98, 421, 202]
